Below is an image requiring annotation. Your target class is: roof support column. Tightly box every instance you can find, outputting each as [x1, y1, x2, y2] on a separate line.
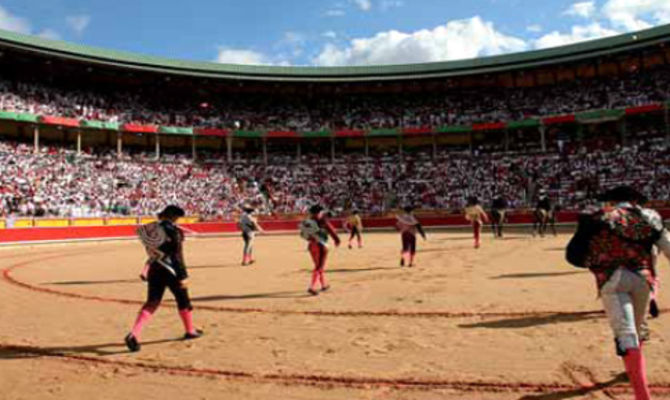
[155, 134, 160, 160]
[296, 140, 301, 163]
[33, 125, 39, 154]
[504, 129, 510, 153]
[77, 130, 82, 156]
[618, 119, 627, 147]
[191, 135, 197, 160]
[539, 125, 546, 153]
[226, 136, 233, 163]
[665, 103, 670, 148]
[117, 132, 123, 159]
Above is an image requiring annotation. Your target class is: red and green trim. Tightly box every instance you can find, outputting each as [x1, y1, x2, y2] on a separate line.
[301, 130, 332, 138]
[542, 114, 576, 125]
[335, 129, 365, 138]
[0, 102, 666, 138]
[81, 120, 119, 130]
[194, 128, 229, 137]
[436, 125, 471, 134]
[122, 123, 158, 133]
[266, 131, 298, 138]
[159, 126, 194, 135]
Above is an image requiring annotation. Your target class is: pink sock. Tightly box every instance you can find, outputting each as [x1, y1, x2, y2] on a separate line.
[623, 348, 651, 400]
[318, 269, 327, 288]
[310, 269, 319, 289]
[131, 308, 154, 339]
[179, 309, 196, 335]
[140, 263, 150, 279]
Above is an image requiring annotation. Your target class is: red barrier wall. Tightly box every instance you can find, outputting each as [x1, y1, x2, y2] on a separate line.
[0, 210, 666, 244]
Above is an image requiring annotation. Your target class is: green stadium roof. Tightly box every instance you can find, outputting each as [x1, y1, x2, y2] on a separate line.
[0, 24, 669, 82]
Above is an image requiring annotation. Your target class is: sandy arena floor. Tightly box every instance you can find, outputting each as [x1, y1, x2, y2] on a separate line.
[2, 230, 670, 400]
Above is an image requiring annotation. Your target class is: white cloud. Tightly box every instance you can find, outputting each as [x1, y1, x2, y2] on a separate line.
[313, 16, 528, 66]
[0, 5, 31, 34]
[66, 15, 91, 35]
[526, 24, 543, 33]
[533, 22, 619, 49]
[602, 0, 669, 31]
[352, 0, 372, 11]
[564, 1, 596, 18]
[324, 8, 346, 17]
[37, 29, 61, 41]
[0, 5, 62, 41]
[322, 30, 338, 39]
[380, 0, 404, 11]
[215, 48, 272, 65]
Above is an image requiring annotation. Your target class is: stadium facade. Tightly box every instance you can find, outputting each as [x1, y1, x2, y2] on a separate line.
[0, 25, 667, 160]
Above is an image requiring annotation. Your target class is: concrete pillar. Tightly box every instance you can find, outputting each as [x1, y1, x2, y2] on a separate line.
[504, 129, 510, 152]
[33, 125, 39, 154]
[226, 136, 233, 162]
[618, 119, 627, 147]
[539, 125, 547, 152]
[191, 136, 197, 160]
[664, 104, 670, 148]
[117, 132, 123, 159]
[155, 134, 160, 160]
[77, 130, 82, 156]
[577, 124, 585, 144]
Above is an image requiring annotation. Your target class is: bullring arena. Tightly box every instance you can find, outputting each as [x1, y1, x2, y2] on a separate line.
[3, 229, 670, 400]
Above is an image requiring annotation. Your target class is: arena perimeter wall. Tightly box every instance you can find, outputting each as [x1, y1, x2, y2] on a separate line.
[1, 210, 669, 245]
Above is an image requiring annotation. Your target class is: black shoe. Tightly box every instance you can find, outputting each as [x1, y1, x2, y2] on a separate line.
[650, 299, 660, 318]
[321, 285, 331, 292]
[307, 288, 319, 296]
[125, 333, 140, 352]
[400, 259, 405, 267]
[184, 329, 204, 340]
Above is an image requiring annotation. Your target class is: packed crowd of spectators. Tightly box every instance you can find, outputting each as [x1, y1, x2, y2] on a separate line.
[0, 134, 667, 219]
[0, 65, 668, 131]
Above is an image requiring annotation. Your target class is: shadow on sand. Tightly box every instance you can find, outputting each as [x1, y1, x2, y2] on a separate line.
[0, 337, 181, 358]
[328, 267, 397, 274]
[458, 311, 601, 329]
[43, 279, 139, 286]
[491, 271, 586, 280]
[517, 373, 628, 400]
[188, 263, 241, 270]
[192, 290, 312, 302]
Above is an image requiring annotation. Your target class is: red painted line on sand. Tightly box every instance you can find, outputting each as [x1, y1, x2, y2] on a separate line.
[6, 342, 670, 394]
[0, 250, 639, 320]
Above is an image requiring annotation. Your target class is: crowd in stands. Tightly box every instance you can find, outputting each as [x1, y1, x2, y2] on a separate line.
[0, 65, 668, 131]
[0, 133, 667, 219]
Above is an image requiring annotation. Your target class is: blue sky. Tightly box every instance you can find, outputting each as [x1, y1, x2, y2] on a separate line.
[0, 0, 668, 66]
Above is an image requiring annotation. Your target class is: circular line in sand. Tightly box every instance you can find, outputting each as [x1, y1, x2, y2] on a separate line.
[3, 342, 665, 395]
[1, 248, 625, 319]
